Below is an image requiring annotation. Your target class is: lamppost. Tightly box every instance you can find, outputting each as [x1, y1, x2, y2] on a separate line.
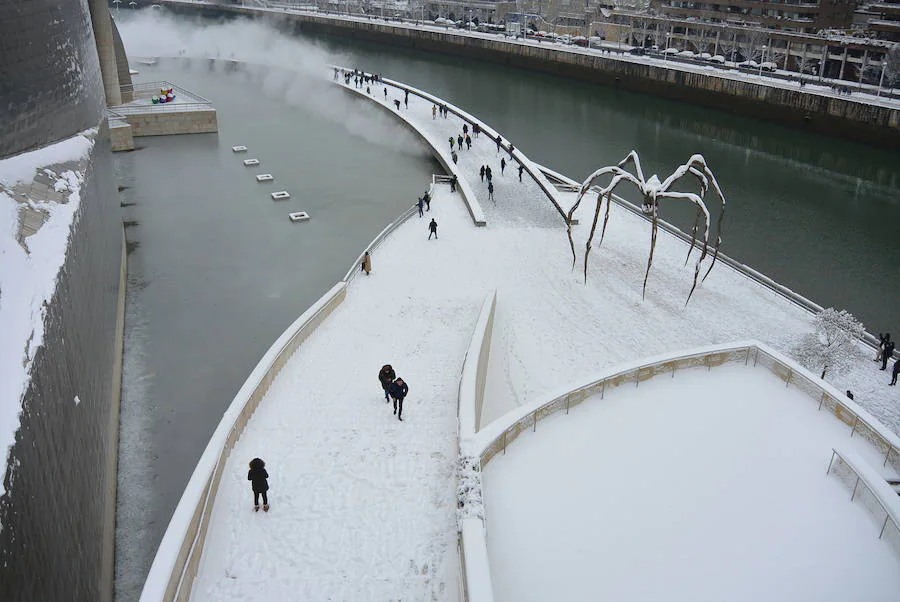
[758, 44, 767, 77]
[664, 32, 671, 62]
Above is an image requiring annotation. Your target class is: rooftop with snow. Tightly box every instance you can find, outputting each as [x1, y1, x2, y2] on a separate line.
[135, 71, 899, 601]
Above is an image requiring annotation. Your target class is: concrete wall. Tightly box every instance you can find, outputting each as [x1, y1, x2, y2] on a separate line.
[0, 0, 105, 158]
[124, 109, 219, 137]
[160, 1, 900, 150]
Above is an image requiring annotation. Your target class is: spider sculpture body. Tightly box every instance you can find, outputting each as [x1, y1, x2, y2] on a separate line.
[565, 151, 726, 304]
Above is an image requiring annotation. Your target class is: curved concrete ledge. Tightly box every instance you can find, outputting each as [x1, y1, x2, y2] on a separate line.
[456, 290, 498, 602]
[473, 340, 900, 468]
[334, 72, 486, 226]
[462, 339, 900, 602]
[458, 290, 497, 438]
[140, 282, 347, 602]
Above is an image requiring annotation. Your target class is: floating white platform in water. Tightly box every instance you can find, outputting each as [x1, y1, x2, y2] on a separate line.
[232, 145, 248, 152]
[289, 211, 310, 222]
[271, 191, 291, 200]
[243, 158, 260, 166]
[256, 174, 274, 182]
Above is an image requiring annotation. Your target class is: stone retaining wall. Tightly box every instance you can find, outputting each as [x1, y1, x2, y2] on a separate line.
[159, 0, 900, 150]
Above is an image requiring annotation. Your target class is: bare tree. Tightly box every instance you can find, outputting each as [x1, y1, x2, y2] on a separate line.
[793, 308, 865, 379]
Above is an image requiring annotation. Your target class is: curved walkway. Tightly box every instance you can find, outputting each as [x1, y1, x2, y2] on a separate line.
[186, 73, 899, 601]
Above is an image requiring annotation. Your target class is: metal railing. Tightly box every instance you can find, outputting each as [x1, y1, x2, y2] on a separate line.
[477, 342, 900, 470]
[827, 447, 900, 541]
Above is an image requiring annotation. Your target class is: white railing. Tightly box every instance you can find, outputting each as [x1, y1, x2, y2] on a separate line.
[473, 341, 900, 470]
[827, 447, 900, 541]
[462, 340, 900, 602]
[139, 282, 347, 602]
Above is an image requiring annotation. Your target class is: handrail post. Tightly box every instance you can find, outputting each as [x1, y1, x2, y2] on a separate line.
[785, 368, 792, 387]
[635, 368, 640, 387]
[744, 347, 750, 365]
[850, 415, 859, 438]
[826, 450, 836, 474]
[754, 347, 759, 367]
[565, 395, 570, 415]
[672, 363, 676, 378]
[502, 431, 507, 455]
[818, 392, 826, 411]
[850, 475, 860, 501]
[706, 354, 711, 371]
[879, 514, 890, 539]
[885, 447, 893, 467]
[601, 381, 606, 400]
[533, 410, 537, 432]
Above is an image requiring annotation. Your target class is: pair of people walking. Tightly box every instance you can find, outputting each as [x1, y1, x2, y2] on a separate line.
[378, 364, 409, 421]
[874, 333, 898, 385]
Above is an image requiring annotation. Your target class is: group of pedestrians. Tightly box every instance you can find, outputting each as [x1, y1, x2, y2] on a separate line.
[432, 104, 450, 119]
[379, 364, 410, 421]
[874, 333, 899, 385]
[417, 190, 432, 217]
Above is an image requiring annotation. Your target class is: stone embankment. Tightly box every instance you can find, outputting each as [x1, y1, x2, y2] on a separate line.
[158, 0, 900, 150]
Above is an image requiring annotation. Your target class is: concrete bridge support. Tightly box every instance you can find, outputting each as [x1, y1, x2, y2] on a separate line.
[88, 0, 122, 106]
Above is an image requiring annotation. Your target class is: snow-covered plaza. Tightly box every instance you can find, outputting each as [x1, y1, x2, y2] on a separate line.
[148, 73, 899, 601]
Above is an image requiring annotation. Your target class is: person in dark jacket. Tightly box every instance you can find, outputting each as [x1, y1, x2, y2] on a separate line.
[457, 135, 464, 150]
[248, 458, 269, 512]
[486, 166, 492, 183]
[450, 175, 457, 193]
[423, 191, 431, 211]
[404, 90, 409, 107]
[890, 358, 899, 385]
[465, 134, 472, 150]
[518, 164, 524, 182]
[428, 218, 438, 240]
[389, 377, 409, 421]
[500, 158, 506, 174]
[480, 165, 485, 182]
[882, 339, 896, 370]
[378, 364, 396, 401]
[417, 196, 424, 217]
[875, 333, 891, 362]
[495, 134, 502, 152]
[488, 181, 494, 202]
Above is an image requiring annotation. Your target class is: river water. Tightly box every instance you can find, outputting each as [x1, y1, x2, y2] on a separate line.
[114, 14, 898, 601]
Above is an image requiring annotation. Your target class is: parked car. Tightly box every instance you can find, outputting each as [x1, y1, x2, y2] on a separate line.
[760, 61, 778, 72]
[709, 55, 726, 64]
[572, 36, 589, 47]
[629, 47, 645, 56]
[677, 50, 695, 58]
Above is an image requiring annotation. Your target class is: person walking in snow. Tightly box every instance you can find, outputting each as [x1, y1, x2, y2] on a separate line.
[394, 99, 401, 110]
[452, 150, 458, 164]
[389, 377, 409, 421]
[432, 104, 437, 119]
[488, 181, 495, 202]
[518, 163, 524, 182]
[890, 358, 899, 385]
[450, 175, 457, 192]
[480, 165, 485, 182]
[404, 90, 409, 107]
[508, 143, 514, 156]
[473, 122, 481, 138]
[500, 157, 506, 174]
[465, 134, 472, 150]
[417, 196, 425, 217]
[379, 364, 396, 402]
[495, 134, 502, 152]
[248, 458, 270, 512]
[462, 123, 469, 136]
[486, 166, 492, 183]
[457, 134, 464, 150]
[423, 191, 431, 211]
[449, 137, 455, 151]
[881, 338, 896, 371]
[360, 251, 372, 275]
[384, 88, 388, 100]
[875, 333, 891, 363]
[428, 218, 438, 240]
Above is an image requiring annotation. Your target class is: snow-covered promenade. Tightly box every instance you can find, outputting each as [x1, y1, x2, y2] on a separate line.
[169, 74, 899, 601]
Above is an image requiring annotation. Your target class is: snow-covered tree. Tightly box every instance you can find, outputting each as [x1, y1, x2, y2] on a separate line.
[793, 308, 865, 379]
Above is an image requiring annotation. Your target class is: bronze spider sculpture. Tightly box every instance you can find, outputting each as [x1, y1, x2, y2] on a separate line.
[565, 151, 727, 304]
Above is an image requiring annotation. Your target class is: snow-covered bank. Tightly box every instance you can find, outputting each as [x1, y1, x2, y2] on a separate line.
[0, 129, 97, 498]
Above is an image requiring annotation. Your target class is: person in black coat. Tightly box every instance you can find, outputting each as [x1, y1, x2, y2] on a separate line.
[890, 358, 899, 386]
[875, 333, 891, 362]
[248, 458, 269, 512]
[882, 339, 895, 370]
[428, 218, 438, 240]
[389, 377, 409, 421]
[378, 364, 396, 401]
